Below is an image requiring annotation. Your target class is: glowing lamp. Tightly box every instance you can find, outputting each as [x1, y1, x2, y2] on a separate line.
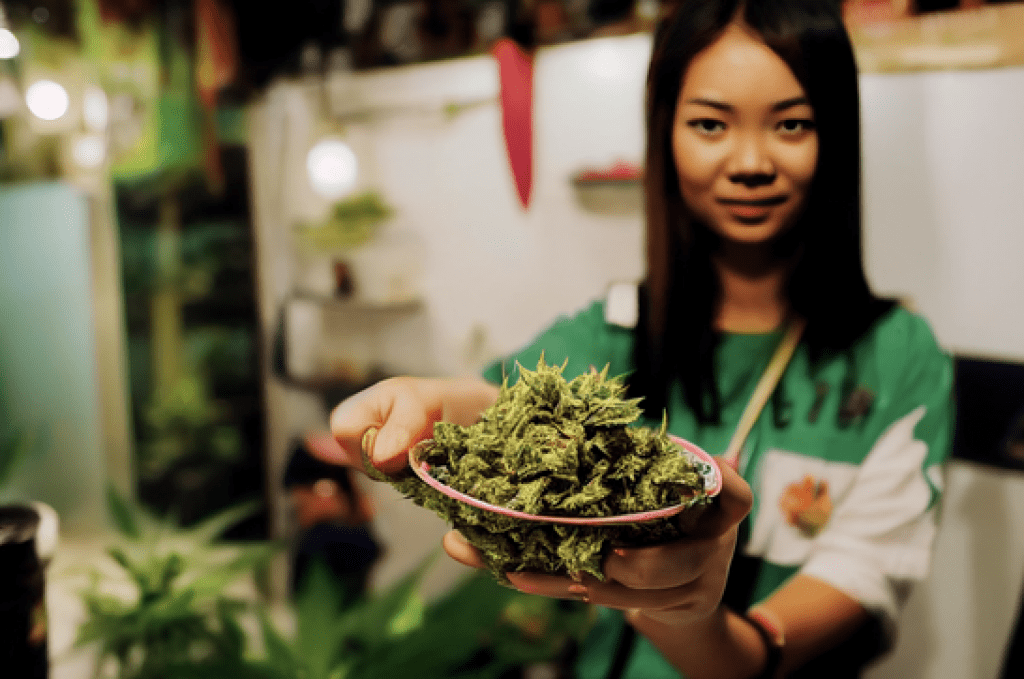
[306, 138, 358, 199]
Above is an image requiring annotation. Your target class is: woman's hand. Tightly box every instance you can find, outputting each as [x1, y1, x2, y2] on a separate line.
[319, 376, 499, 476]
[443, 458, 752, 627]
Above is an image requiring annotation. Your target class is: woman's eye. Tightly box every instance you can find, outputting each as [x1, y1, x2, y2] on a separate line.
[778, 118, 816, 135]
[688, 119, 726, 135]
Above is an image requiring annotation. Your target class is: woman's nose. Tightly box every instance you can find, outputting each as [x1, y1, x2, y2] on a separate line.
[727, 133, 776, 187]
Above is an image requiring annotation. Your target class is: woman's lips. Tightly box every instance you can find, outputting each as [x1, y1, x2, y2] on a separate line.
[718, 196, 787, 222]
[727, 204, 771, 221]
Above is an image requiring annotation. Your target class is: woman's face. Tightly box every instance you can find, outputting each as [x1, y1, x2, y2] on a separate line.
[672, 22, 819, 247]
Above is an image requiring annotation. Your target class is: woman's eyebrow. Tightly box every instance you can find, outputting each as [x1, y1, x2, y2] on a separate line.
[684, 97, 732, 112]
[772, 96, 811, 111]
[682, 96, 811, 112]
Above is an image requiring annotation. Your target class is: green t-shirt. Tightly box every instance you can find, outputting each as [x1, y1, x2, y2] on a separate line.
[483, 295, 954, 679]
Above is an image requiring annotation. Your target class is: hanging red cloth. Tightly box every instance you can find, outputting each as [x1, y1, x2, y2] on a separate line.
[492, 38, 534, 211]
[194, 0, 239, 193]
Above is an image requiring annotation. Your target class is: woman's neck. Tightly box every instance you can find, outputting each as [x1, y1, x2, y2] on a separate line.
[713, 243, 791, 333]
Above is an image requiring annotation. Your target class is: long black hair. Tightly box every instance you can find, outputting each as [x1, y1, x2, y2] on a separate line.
[631, 0, 894, 423]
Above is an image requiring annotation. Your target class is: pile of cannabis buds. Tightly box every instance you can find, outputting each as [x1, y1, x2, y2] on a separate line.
[386, 358, 712, 583]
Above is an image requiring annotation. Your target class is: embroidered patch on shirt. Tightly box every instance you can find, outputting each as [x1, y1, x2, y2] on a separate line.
[779, 474, 833, 538]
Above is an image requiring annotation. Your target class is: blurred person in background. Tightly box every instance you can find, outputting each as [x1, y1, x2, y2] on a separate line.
[285, 432, 382, 605]
[318, 0, 954, 677]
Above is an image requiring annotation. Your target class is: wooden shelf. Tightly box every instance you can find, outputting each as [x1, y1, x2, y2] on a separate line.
[570, 161, 644, 216]
[847, 4, 1024, 73]
[289, 290, 424, 313]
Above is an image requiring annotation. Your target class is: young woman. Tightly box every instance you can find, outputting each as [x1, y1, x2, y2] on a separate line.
[322, 1, 954, 677]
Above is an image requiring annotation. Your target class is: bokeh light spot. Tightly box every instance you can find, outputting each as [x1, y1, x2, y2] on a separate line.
[306, 138, 359, 199]
[25, 80, 69, 121]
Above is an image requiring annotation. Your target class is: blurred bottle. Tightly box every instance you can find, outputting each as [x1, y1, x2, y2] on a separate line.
[0, 505, 49, 678]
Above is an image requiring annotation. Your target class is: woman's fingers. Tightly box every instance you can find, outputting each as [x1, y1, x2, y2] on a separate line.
[326, 378, 437, 476]
[679, 458, 752, 539]
[323, 387, 384, 468]
[586, 574, 707, 613]
[442, 530, 489, 570]
[504, 570, 710, 615]
[603, 532, 728, 590]
[505, 572, 590, 601]
[601, 459, 749, 588]
[370, 387, 438, 473]
[596, 466, 747, 617]
[715, 457, 754, 521]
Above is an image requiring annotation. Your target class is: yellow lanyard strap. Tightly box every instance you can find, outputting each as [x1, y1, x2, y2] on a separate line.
[723, 317, 807, 471]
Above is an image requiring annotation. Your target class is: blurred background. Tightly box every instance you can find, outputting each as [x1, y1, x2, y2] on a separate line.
[0, 0, 1022, 678]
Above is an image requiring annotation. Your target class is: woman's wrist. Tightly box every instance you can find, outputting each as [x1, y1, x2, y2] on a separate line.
[743, 607, 786, 679]
[627, 605, 770, 679]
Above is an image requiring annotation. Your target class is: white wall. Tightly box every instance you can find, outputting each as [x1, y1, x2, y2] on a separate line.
[248, 36, 1024, 671]
[861, 66, 1024, 363]
[866, 461, 1024, 679]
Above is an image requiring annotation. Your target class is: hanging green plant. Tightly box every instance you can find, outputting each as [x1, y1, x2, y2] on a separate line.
[295, 191, 394, 252]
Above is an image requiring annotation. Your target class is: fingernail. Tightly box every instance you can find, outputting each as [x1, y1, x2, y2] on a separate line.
[613, 548, 627, 557]
[361, 427, 378, 457]
[568, 584, 588, 595]
[359, 427, 389, 482]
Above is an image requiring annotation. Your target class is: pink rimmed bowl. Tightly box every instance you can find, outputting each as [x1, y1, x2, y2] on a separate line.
[407, 434, 722, 526]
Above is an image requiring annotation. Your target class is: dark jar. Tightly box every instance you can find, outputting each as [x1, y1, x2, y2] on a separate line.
[0, 505, 48, 678]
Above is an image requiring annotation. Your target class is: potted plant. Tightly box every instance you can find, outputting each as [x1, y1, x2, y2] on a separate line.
[74, 487, 279, 679]
[76, 486, 594, 679]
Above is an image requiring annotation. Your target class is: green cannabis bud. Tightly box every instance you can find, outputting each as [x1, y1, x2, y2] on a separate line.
[386, 358, 712, 584]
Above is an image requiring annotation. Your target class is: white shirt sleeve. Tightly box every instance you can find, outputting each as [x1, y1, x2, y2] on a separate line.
[799, 406, 943, 635]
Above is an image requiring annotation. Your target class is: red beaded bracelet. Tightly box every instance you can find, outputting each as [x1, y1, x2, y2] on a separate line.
[745, 607, 785, 679]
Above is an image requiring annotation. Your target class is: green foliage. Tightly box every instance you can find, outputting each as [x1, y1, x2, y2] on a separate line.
[255, 552, 592, 679]
[343, 569, 592, 679]
[295, 191, 394, 252]
[138, 372, 242, 480]
[186, 327, 256, 390]
[80, 487, 592, 679]
[120, 223, 250, 301]
[389, 357, 712, 582]
[76, 487, 278, 679]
